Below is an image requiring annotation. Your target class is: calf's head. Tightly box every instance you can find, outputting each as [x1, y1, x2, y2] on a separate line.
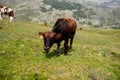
[39, 32, 61, 52]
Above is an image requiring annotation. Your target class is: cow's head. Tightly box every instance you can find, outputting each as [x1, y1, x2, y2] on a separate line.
[0, 6, 7, 13]
[39, 31, 61, 52]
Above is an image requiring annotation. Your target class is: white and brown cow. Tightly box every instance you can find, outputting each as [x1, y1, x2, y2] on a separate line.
[0, 5, 6, 20]
[4, 7, 15, 22]
[0, 5, 14, 22]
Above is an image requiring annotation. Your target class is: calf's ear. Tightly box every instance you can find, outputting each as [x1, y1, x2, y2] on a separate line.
[39, 32, 44, 39]
[54, 33, 62, 40]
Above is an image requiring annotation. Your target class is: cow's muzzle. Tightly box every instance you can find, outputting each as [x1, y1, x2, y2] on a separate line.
[44, 46, 50, 53]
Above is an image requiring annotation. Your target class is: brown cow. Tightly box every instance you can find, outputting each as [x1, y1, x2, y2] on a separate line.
[39, 18, 77, 56]
[79, 27, 83, 30]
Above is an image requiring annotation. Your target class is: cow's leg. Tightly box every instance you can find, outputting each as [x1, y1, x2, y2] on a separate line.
[70, 36, 74, 50]
[9, 16, 14, 22]
[0, 12, 3, 20]
[57, 42, 61, 56]
[64, 39, 69, 55]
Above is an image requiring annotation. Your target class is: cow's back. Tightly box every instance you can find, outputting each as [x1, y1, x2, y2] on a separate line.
[52, 18, 76, 39]
[66, 18, 77, 37]
[0, 5, 3, 8]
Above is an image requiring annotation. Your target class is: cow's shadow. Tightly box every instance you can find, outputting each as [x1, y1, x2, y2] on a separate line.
[44, 47, 65, 58]
[0, 27, 3, 29]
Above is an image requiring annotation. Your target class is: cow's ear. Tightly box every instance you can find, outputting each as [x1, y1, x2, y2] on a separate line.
[54, 33, 62, 40]
[39, 32, 44, 39]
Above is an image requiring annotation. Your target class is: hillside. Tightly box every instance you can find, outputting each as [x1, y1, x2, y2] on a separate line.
[0, 0, 120, 29]
[0, 20, 120, 80]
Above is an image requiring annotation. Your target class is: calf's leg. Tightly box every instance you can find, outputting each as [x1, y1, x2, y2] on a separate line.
[57, 42, 61, 56]
[0, 12, 3, 20]
[70, 36, 74, 50]
[64, 39, 69, 55]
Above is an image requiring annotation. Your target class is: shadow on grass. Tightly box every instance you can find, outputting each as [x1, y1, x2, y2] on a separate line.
[0, 27, 3, 29]
[44, 47, 75, 58]
[45, 50, 57, 58]
[44, 47, 65, 58]
[110, 52, 120, 61]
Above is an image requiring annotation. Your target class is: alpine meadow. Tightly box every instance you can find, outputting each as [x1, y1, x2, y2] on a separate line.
[0, 0, 120, 80]
[0, 20, 120, 80]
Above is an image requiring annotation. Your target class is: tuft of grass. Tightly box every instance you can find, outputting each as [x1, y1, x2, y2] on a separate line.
[0, 20, 120, 80]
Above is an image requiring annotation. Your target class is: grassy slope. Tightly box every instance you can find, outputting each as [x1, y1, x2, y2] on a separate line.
[0, 20, 120, 80]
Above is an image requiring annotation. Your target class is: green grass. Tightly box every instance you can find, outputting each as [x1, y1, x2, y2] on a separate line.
[0, 20, 120, 80]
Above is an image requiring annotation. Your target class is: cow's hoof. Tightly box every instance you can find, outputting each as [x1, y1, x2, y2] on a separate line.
[57, 54, 60, 57]
[64, 53, 68, 56]
[68, 49, 72, 52]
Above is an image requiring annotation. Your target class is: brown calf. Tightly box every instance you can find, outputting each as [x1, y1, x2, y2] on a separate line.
[39, 18, 77, 56]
